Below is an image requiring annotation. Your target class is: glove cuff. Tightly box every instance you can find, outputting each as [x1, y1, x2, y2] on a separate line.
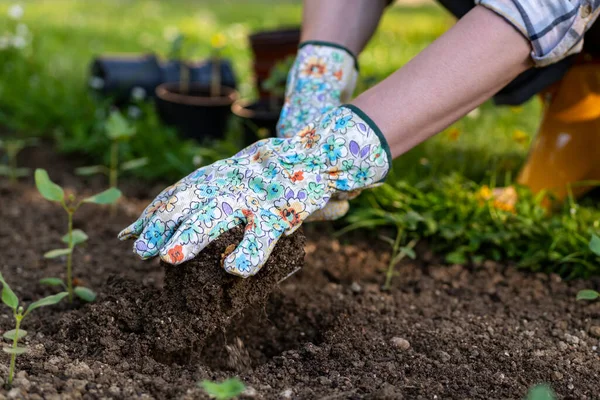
[298, 40, 359, 71]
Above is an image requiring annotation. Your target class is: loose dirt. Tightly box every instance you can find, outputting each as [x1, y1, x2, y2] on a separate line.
[0, 148, 599, 399]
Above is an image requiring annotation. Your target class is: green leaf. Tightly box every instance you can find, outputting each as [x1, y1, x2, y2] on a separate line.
[83, 187, 121, 205]
[526, 384, 555, 400]
[445, 251, 467, 265]
[25, 292, 68, 315]
[34, 169, 64, 202]
[3, 329, 27, 341]
[0, 272, 19, 310]
[75, 165, 108, 176]
[576, 289, 599, 301]
[39, 278, 66, 288]
[400, 246, 417, 260]
[3, 346, 28, 355]
[105, 110, 136, 140]
[120, 157, 148, 171]
[44, 248, 72, 259]
[200, 378, 246, 400]
[589, 234, 600, 256]
[74, 287, 96, 302]
[61, 229, 88, 245]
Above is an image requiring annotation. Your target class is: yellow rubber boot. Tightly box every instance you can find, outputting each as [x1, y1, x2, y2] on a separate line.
[517, 61, 600, 202]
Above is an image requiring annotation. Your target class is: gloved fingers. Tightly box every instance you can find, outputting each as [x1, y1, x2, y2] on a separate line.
[118, 179, 193, 240]
[159, 209, 245, 265]
[132, 214, 180, 260]
[304, 199, 350, 222]
[222, 215, 286, 278]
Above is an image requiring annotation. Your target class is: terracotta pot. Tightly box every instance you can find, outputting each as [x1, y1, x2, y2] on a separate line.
[155, 83, 238, 141]
[231, 99, 281, 145]
[249, 27, 300, 99]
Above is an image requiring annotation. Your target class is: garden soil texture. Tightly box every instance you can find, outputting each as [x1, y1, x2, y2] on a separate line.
[1, 148, 599, 399]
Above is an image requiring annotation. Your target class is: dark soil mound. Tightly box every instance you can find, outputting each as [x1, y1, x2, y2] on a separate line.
[58, 227, 305, 367]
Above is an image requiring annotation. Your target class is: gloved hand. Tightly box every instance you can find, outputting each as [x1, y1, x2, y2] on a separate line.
[119, 105, 391, 277]
[277, 41, 361, 221]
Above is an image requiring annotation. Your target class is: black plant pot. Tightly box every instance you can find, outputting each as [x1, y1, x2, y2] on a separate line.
[155, 83, 238, 141]
[90, 54, 163, 105]
[231, 99, 282, 146]
[90, 54, 237, 105]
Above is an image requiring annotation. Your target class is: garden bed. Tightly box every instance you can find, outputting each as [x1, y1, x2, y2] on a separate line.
[0, 148, 599, 399]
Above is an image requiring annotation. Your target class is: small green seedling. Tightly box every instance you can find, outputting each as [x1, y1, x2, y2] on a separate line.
[261, 55, 294, 111]
[210, 33, 227, 98]
[576, 234, 600, 301]
[75, 110, 147, 192]
[35, 168, 121, 303]
[526, 384, 555, 400]
[0, 272, 67, 386]
[200, 378, 246, 400]
[0, 138, 37, 184]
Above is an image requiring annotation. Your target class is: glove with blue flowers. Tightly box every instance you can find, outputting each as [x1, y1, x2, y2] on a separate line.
[119, 105, 391, 277]
[278, 41, 358, 138]
[277, 41, 360, 221]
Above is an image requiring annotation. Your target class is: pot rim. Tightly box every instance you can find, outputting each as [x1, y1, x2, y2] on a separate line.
[231, 99, 281, 119]
[156, 82, 238, 106]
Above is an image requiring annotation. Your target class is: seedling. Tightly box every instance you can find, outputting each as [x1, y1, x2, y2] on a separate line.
[0, 138, 37, 184]
[0, 272, 67, 386]
[209, 33, 227, 98]
[261, 55, 294, 111]
[75, 110, 147, 192]
[200, 378, 246, 400]
[576, 234, 600, 301]
[379, 228, 418, 291]
[35, 168, 121, 303]
[526, 384, 555, 400]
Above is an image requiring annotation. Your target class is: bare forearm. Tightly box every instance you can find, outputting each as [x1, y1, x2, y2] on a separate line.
[301, 0, 387, 55]
[352, 5, 532, 158]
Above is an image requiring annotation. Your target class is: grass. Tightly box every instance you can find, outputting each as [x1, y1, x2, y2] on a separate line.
[0, 0, 597, 277]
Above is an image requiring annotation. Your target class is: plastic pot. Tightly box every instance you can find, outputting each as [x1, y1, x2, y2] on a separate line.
[231, 99, 281, 145]
[160, 59, 237, 90]
[155, 83, 238, 141]
[90, 54, 163, 105]
[249, 27, 300, 99]
[90, 54, 237, 105]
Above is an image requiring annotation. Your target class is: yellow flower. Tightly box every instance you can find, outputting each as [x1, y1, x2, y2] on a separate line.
[210, 33, 227, 49]
[446, 127, 461, 141]
[476, 185, 493, 203]
[512, 129, 528, 145]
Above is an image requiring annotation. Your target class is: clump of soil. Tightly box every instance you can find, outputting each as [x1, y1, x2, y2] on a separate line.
[58, 227, 305, 366]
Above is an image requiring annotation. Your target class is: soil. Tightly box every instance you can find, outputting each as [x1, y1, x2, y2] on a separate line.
[0, 147, 599, 399]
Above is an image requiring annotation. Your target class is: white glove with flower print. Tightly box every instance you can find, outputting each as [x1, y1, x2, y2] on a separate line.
[119, 105, 391, 277]
[277, 41, 362, 221]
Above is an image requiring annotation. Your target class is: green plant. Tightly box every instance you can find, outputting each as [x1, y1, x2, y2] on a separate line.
[576, 234, 600, 301]
[75, 110, 147, 191]
[261, 55, 295, 111]
[0, 272, 67, 387]
[200, 378, 246, 400]
[210, 33, 227, 98]
[526, 384, 555, 400]
[344, 175, 600, 279]
[0, 138, 37, 184]
[35, 168, 121, 303]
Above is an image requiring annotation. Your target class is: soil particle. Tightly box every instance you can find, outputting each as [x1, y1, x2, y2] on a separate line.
[389, 337, 411, 350]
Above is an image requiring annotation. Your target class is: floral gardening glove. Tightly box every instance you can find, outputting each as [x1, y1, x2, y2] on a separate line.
[278, 41, 360, 221]
[277, 41, 358, 138]
[119, 105, 391, 278]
